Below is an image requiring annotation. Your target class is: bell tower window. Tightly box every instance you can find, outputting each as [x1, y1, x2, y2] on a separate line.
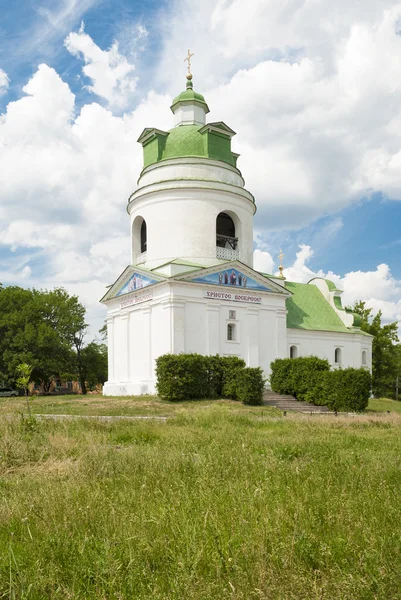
[140, 220, 147, 253]
[216, 212, 237, 249]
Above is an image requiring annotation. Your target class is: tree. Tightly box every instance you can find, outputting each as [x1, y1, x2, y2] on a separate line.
[0, 286, 88, 392]
[80, 342, 108, 390]
[99, 322, 107, 341]
[15, 363, 33, 416]
[350, 301, 400, 398]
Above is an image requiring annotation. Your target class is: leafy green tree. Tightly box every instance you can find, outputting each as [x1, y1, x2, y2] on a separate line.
[351, 301, 400, 398]
[0, 286, 87, 392]
[15, 363, 33, 416]
[80, 342, 108, 391]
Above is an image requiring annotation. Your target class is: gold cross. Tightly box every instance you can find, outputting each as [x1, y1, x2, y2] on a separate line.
[184, 49, 195, 75]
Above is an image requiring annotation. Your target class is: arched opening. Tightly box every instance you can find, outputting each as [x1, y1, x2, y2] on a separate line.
[227, 323, 236, 341]
[290, 345, 298, 359]
[132, 216, 147, 264]
[362, 350, 367, 366]
[335, 348, 342, 364]
[216, 213, 237, 249]
[140, 220, 147, 253]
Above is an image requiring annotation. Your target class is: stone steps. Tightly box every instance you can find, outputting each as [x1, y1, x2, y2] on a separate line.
[263, 390, 331, 413]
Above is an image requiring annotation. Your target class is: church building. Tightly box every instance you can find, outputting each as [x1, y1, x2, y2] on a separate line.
[101, 63, 372, 396]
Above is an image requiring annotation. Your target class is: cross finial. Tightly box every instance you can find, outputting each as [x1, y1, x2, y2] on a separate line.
[184, 49, 195, 79]
[278, 249, 286, 279]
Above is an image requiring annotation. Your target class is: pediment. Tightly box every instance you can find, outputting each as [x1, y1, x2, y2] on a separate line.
[101, 266, 166, 303]
[137, 128, 168, 145]
[176, 261, 290, 296]
[199, 121, 236, 138]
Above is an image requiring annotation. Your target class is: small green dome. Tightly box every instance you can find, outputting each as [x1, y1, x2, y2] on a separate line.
[172, 88, 208, 108]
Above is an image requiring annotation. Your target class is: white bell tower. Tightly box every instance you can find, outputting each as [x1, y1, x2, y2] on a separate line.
[129, 68, 256, 271]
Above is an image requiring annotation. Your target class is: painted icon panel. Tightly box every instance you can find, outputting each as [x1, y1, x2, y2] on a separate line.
[192, 269, 272, 292]
[117, 272, 158, 296]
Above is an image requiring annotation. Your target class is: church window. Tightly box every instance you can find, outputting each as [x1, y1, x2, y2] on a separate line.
[140, 220, 147, 253]
[227, 323, 236, 341]
[335, 348, 342, 364]
[216, 212, 237, 249]
[362, 350, 367, 366]
[290, 345, 298, 359]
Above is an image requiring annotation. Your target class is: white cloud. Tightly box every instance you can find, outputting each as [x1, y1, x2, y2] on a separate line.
[253, 249, 274, 275]
[0, 69, 9, 95]
[20, 265, 32, 279]
[283, 245, 401, 330]
[0, 62, 173, 335]
[156, 2, 401, 232]
[2, 3, 401, 334]
[64, 23, 138, 109]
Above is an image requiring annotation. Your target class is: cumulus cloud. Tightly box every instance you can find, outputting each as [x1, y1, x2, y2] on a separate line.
[253, 249, 275, 275]
[157, 2, 401, 233]
[0, 69, 9, 95]
[0, 63, 172, 333]
[283, 245, 401, 329]
[64, 23, 138, 109]
[2, 3, 401, 333]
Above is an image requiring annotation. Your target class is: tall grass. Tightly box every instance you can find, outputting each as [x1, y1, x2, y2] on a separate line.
[1, 410, 400, 599]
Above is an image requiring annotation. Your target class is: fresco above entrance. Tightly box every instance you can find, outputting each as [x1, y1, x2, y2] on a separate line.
[116, 272, 159, 296]
[191, 268, 273, 292]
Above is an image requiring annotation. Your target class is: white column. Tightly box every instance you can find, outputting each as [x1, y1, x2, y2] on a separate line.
[171, 301, 186, 354]
[207, 305, 220, 355]
[276, 309, 288, 359]
[141, 306, 152, 381]
[106, 316, 114, 383]
[246, 307, 259, 366]
[120, 313, 130, 382]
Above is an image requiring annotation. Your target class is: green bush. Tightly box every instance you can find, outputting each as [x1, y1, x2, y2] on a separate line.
[156, 354, 248, 402]
[236, 367, 265, 405]
[270, 356, 330, 401]
[220, 356, 246, 400]
[319, 368, 371, 412]
[155, 354, 210, 401]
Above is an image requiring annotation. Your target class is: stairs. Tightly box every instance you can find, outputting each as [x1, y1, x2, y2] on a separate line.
[263, 390, 331, 413]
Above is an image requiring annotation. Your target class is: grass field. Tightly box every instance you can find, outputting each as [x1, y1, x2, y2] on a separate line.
[1, 401, 401, 599]
[1, 393, 400, 418]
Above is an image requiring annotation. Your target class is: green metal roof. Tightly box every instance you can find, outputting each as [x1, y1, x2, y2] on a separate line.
[162, 125, 206, 160]
[285, 281, 352, 333]
[141, 124, 238, 168]
[171, 89, 208, 108]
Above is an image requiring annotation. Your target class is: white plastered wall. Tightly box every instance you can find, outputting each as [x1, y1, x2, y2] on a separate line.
[103, 280, 288, 396]
[129, 158, 255, 269]
[287, 328, 373, 372]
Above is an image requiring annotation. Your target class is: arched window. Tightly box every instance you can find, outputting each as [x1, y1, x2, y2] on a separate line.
[362, 350, 367, 366]
[132, 216, 147, 264]
[227, 323, 236, 341]
[140, 220, 147, 253]
[290, 345, 298, 359]
[217, 212, 237, 249]
[335, 348, 342, 364]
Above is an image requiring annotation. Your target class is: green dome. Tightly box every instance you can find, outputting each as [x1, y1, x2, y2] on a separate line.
[141, 124, 237, 169]
[171, 89, 208, 107]
[162, 125, 206, 160]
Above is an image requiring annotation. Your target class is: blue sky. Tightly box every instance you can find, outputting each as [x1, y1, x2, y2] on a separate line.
[1, 0, 401, 333]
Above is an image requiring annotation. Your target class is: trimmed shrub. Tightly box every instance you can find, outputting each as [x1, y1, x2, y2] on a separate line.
[155, 353, 210, 401]
[156, 354, 248, 402]
[320, 368, 371, 412]
[220, 356, 246, 400]
[236, 367, 265, 405]
[270, 356, 330, 401]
